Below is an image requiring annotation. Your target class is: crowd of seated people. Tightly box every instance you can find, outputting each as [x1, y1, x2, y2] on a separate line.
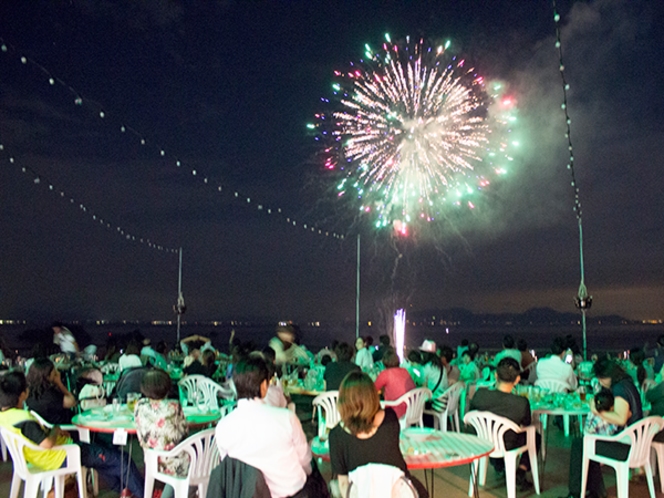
[4, 321, 664, 498]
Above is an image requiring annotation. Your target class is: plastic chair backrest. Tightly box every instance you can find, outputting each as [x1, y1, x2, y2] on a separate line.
[185, 429, 220, 485]
[402, 388, 431, 428]
[312, 390, 340, 437]
[464, 411, 522, 456]
[535, 378, 570, 393]
[620, 416, 664, 467]
[444, 382, 464, 414]
[101, 363, 120, 374]
[0, 427, 32, 477]
[347, 463, 418, 498]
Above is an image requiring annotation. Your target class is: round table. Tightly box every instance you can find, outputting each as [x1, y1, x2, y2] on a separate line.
[72, 404, 222, 434]
[311, 428, 493, 495]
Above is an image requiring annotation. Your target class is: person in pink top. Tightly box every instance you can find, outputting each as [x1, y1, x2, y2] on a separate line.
[374, 348, 416, 418]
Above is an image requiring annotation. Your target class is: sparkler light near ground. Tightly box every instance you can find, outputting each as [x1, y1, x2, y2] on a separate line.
[311, 35, 519, 237]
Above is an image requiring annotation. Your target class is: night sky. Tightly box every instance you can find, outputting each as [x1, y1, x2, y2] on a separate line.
[1, 0, 662, 323]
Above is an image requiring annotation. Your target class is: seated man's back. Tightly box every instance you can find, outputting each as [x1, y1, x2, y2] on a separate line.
[215, 357, 312, 498]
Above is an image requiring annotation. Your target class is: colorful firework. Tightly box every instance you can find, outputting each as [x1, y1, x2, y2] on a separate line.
[311, 35, 518, 236]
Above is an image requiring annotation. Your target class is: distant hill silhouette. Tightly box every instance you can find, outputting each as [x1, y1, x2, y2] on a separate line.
[408, 307, 634, 327]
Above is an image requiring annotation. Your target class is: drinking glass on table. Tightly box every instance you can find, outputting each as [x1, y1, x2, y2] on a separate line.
[578, 386, 587, 402]
[127, 392, 139, 412]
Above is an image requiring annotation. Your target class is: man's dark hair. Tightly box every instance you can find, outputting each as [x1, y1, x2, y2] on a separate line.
[0, 371, 27, 409]
[407, 349, 422, 364]
[335, 342, 354, 362]
[140, 369, 172, 399]
[517, 338, 528, 352]
[364, 336, 374, 347]
[462, 350, 475, 360]
[234, 357, 270, 399]
[551, 337, 566, 356]
[379, 335, 391, 347]
[594, 388, 614, 412]
[502, 335, 515, 349]
[496, 358, 521, 383]
[440, 346, 454, 363]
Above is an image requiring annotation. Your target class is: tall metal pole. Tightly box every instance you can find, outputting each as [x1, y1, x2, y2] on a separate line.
[176, 247, 183, 344]
[355, 234, 360, 339]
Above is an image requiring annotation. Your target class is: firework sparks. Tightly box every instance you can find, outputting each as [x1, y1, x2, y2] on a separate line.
[312, 35, 517, 234]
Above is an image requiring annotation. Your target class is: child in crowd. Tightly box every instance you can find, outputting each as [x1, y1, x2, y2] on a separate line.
[583, 388, 620, 435]
[134, 369, 189, 498]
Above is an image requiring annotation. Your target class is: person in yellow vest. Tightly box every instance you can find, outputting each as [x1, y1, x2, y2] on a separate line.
[0, 371, 144, 497]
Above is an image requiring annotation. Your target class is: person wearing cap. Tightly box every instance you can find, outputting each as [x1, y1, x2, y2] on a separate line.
[415, 340, 447, 404]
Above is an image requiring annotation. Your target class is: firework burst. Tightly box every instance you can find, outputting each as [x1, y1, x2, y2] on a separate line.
[311, 35, 517, 236]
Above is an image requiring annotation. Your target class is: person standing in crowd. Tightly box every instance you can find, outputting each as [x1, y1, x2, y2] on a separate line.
[26, 358, 77, 425]
[372, 334, 392, 363]
[469, 358, 537, 490]
[324, 342, 360, 391]
[563, 358, 642, 498]
[52, 322, 79, 358]
[374, 348, 416, 418]
[354, 336, 374, 372]
[330, 371, 428, 497]
[269, 325, 309, 368]
[536, 337, 578, 390]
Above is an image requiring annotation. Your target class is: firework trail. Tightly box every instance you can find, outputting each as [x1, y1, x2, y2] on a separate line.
[311, 35, 517, 236]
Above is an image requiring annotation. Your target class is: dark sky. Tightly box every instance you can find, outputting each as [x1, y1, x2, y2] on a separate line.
[0, 0, 662, 323]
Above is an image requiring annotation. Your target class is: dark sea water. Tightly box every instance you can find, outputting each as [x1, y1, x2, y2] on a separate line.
[1, 320, 661, 359]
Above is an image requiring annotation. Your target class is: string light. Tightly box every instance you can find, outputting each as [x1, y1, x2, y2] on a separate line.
[552, 1, 592, 361]
[0, 143, 179, 254]
[0, 38, 345, 241]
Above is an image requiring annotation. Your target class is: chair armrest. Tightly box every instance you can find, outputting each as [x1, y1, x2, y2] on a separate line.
[53, 443, 82, 470]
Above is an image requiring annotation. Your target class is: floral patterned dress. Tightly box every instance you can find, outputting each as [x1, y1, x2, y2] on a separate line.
[134, 398, 189, 476]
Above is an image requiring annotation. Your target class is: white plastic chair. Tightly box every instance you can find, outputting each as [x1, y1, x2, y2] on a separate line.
[100, 363, 120, 374]
[424, 382, 464, 432]
[346, 463, 419, 497]
[383, 388, 431, 430]
[581, 416, 664, 498]
[144, 428, 219, 498]
[312, 390, 340, 439]
[535, 378, 579, 437]
[178, 375, 233, 410]
[1, 426, 86, 498]
[29, 410, 99, 497]
[464, 411, 540, 498]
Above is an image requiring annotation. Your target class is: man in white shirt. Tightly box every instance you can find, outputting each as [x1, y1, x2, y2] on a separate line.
[536, 337, 578, 390]
[215, 357, 314, 498]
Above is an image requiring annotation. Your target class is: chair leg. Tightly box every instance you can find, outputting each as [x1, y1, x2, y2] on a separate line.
[655, 444, 664, 493]
[54, 476, 65, 498]
[468, 460, 479, 497]
[440, 413, 446, 432]
[645, 463, 657, 498]
[77, 470, 87, 498]
[504, 454, 518, 498]
[615, 466, 629, 498]
[580, 456, 590, 498]
[144, 476, 155, 498]
[24, 478, 41, 498]
[479, 456, 488, 486]
[528, 446, 540, 495]
[9, 473, 21, 498]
